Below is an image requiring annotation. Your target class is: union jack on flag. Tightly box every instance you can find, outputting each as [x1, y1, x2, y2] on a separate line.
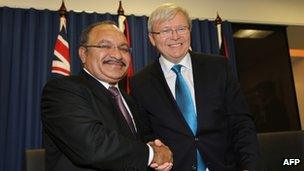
[51, 15, 71, 76]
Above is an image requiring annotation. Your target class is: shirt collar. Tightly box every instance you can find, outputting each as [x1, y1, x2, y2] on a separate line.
[83, 68, 118, 89]
[159, 52, 192, 74]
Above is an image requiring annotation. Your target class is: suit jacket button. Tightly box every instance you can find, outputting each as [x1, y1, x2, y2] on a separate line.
[194, 137, 199, 141]
[192, 165, 197, 170]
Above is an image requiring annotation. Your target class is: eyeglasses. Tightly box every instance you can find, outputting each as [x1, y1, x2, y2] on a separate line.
[150, 26, 189, 38]
[82, 44, 132, 54]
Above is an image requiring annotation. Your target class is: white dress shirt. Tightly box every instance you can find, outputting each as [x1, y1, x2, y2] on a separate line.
[159, 53, 197, 115]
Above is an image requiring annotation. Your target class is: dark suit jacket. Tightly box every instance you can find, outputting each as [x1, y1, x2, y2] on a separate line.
[130, 51, 259, 171]
[41, 70, 153, 171]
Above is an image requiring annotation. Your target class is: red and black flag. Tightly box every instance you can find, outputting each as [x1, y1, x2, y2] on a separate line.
[215, 13, 229, 58]
[118, 1, 134, 93]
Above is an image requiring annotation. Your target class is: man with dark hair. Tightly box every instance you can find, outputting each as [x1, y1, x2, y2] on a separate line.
[41, 21, 173, 171]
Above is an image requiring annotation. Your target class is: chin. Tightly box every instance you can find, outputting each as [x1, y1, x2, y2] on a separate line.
[172, 53, 186, 59]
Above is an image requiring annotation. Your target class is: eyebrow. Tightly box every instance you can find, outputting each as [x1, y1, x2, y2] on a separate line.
[97, 39, 129, 47]
[159, 26, 171, 30]
[96, 39, 111, 45]
[160, 25, 188, 30]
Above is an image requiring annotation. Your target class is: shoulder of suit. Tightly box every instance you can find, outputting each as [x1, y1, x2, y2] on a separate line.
[190, 51, 228, 65]
[43, 75, 88, 91]
[46, 75, 83, 84]
[190, 51, 226, 60]
[130, 61, 161, 91]
[132, 61, 157, 79]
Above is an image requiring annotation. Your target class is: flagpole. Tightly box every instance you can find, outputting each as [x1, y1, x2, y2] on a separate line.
[215, 12, 222, 50]
[117, 1, 134, 94]
[215, 13, 229, 58]
[117, 1, 126, 33]
[58, 0, 67, 31]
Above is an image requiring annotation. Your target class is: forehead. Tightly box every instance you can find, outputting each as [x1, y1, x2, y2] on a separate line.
[154, 12, 188, 29]
[89, 25, 127, 44]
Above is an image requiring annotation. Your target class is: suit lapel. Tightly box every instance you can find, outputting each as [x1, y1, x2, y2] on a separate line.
[190, 52, 210, 131]
[150, 61, 195, 135]
[121, 91, 141, 139]
[79, 70, 112, 104]
[149, 62, 172, 97]
[79, 70, 137, 139]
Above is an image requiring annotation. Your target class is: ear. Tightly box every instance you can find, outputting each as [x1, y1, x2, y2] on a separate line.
[148, 33, 156, 46]
[78, 46, 87, 64]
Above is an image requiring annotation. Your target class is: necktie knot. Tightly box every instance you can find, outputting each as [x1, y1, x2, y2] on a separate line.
[108, 86, 120, 97]
[171, 64, 182, 75]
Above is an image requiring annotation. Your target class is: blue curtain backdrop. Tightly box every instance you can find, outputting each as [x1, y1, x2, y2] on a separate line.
[0, 6, 236, 171]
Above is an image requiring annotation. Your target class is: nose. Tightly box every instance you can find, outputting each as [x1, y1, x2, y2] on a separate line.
[109, 46, 123, 58]
[171, 29, 180, 39]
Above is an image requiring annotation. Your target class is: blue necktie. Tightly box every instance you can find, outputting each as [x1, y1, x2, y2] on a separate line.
[172, 64, 205, 171]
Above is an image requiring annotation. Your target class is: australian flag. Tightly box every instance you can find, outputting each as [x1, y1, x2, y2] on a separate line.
[51, 15, 71, 77]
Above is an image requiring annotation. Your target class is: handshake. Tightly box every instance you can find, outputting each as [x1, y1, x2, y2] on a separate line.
[149, 139, 173, 171]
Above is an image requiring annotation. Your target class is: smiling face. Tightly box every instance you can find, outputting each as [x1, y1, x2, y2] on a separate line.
[78, 24, 130, 84]
[149, 12, 191, 63]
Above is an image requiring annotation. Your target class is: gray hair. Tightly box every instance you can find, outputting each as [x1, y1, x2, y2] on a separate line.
[80, 20, 117, 46]
[148, 3, 192, 32]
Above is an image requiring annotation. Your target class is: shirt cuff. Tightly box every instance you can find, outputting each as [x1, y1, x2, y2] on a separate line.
[147, 144, 154, 165]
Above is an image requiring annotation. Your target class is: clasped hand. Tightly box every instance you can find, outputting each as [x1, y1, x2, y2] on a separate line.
[149, 139, 173, 171]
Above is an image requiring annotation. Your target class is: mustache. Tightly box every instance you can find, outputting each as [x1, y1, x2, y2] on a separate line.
[103, 56, 126, 66]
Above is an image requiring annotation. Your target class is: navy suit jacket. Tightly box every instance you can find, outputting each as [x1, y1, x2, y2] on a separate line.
[130, 51, 259, 171]
[41, 70, 153, 171]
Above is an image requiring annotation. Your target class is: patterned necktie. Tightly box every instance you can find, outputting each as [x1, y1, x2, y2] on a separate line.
[171, 64, 205, 171]
[108, 86, 137, 136]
